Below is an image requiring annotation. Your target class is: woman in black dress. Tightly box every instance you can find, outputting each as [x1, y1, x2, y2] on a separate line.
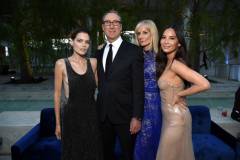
[54, 28, 103, 160]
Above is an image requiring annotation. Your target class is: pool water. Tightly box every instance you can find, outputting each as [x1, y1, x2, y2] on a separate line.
[0, 100, 53, 112]
[187, 97, 234, 109]
[0, 98, 234, 112]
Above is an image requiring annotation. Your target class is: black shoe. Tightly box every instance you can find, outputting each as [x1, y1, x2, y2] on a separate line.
[231, 109, 240, 122]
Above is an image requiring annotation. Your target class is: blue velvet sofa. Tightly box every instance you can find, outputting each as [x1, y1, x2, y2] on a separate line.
[11, 105, 238, 160]
[11, 108, 61, 160]
[190, 106, 237, 160]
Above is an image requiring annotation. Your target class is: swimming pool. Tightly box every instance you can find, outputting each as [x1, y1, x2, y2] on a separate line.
[187, 97, 234, 108]
[0, 100, 53, 112]
[0, 97, 234, 112]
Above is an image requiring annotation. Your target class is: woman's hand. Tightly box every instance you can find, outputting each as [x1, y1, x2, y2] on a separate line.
[55, 124, 61, 140]
[173, 94, 186, 108]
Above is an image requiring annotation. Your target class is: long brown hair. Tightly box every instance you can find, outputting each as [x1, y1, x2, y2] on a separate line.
[156, 25, 188, 79]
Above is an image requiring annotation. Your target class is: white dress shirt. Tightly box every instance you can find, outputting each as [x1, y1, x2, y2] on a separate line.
[102, 36, 123, 71]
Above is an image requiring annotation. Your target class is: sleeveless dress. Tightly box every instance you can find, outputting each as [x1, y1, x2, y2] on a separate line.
[156, 79, 195, 160]
[61, 58, 103, 160]
[134, 51, 162, 160]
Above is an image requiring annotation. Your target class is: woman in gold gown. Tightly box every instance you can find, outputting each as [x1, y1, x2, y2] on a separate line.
[155, 26, 210, 160]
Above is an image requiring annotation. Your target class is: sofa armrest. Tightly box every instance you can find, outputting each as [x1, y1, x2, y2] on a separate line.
[11, 123, 41, 160]
[211, 121, 239, 154]
[40, 108, 56, 137]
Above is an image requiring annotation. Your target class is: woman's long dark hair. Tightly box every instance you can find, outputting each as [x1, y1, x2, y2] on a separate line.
[156, 25, 190, 87]
[69, 27, 90, 40]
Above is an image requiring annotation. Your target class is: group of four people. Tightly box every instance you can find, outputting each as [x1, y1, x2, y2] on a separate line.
[54, 9, 210, 160]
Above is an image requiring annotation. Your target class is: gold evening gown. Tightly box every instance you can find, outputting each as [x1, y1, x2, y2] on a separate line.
[156, 79, 195, 160]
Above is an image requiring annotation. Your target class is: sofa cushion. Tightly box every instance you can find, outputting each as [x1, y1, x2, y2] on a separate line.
[189, 105, 211, 133]
[193, 134, 235, 160]
[26, 136, 61, 160]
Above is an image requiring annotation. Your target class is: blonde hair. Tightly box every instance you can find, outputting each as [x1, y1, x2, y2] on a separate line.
[135, 20, 159, 53]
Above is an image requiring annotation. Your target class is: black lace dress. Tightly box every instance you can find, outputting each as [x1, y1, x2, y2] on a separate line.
[61, 58, 103, 160]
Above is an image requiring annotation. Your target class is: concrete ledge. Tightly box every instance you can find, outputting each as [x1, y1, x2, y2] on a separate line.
[210, 108, 234, 124]
[210, 108, 240, 139]
[0, 111, 40, 154]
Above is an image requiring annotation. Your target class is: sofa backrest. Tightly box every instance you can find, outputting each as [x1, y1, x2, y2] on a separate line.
[39, 106, 211, 136]
[189, 105, 211, 133]
[40, 108, 56, 137]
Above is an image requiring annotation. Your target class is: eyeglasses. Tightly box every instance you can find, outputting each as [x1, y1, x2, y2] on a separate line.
[103, 20, 121, 26]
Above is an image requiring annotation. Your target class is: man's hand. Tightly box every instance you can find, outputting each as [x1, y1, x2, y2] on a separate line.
[130, 117, 141, 135]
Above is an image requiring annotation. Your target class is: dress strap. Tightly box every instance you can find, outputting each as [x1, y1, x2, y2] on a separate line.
[64, 58, 71, 72]
[86, 58, 95, 80]
[64, 58, 72, 80]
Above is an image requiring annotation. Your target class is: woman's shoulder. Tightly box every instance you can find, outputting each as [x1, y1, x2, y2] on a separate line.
[89, 58, 97, 65]
[56, 58, 66, 64]
[172, 59, 187, 67]
[55, 58, 67, 70]
[170, 59, 189, 73]
[89, 57, 97, 62]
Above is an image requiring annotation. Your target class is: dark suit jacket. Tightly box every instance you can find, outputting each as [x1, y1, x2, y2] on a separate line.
[96, 40, 144, 124]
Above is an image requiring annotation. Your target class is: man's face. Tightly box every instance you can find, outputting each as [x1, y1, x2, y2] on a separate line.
[102, 13, 122, 43]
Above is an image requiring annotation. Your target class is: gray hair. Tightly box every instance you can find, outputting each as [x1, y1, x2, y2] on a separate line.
[102, 9, 122, 22]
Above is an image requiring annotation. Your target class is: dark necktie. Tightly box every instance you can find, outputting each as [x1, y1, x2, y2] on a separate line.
[105, 44, 113, 75]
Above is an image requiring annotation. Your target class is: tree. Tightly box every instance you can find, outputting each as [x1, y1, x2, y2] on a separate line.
[1, 0, 239, 80]
[185, 0, 240, 70]
[2, 0, 35, 82]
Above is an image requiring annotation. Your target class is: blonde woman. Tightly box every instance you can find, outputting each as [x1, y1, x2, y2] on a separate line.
[134, 20, 162, 160]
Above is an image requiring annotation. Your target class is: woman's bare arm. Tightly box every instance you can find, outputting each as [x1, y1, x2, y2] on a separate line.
[171, 60, 210, 97]
[90, 58, 98, 86]
[54, 59, 64, 139]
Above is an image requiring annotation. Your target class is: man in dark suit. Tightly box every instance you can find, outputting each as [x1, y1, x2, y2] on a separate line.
[96, 10, 144, 160]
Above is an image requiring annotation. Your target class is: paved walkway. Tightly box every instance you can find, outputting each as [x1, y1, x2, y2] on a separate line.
[0, 75, 54, 101]
[0, 75, 239, 101]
